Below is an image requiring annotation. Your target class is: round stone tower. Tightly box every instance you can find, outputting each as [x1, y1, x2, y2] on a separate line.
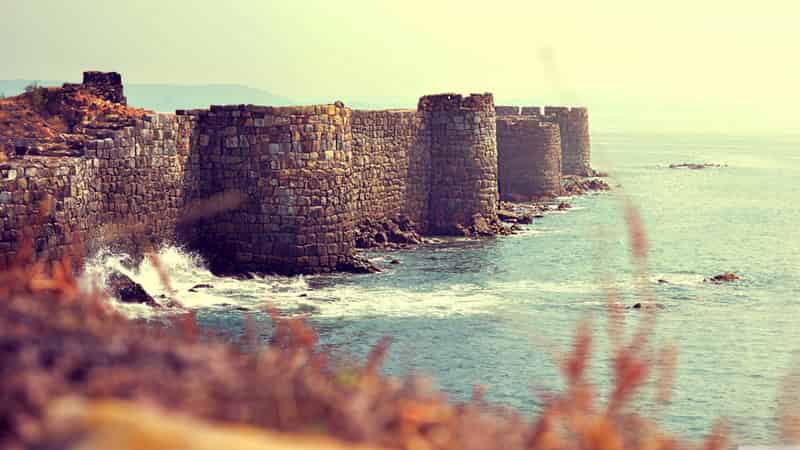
[418, 93, 499, 234]
[543, 106, 592, 176]
[496, 117, 562, 200]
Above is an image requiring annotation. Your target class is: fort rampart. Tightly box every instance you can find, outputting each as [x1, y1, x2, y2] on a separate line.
[0, 72, 593, 274]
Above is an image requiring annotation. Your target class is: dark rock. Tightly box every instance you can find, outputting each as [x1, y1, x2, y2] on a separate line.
[562, 176, 611, 196]
[189, 283, 214, 291]
[389, 259, 401, 265]
[497, 209, 521, 223]
[517, 214, 534, 224]
[107, 271, 159, 308]
[657, 279, 669, 284]
[337, 256, 382, 274]
[705, 272, 741, 283]
[557, 202, 571, 210]
[161, 298, 184, 308]
[354, 216, 423, 249]
[669, 163, 726, 170]
[471, 214, 493, 235]
[631, 302, 665, 310]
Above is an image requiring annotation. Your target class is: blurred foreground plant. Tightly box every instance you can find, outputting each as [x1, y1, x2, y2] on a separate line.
[0, 197, 736, 450]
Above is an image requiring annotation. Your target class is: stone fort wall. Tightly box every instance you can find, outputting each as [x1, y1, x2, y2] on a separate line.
[0, 114, 194, 268]
[496, 117, 561, 200]
[492, 105, 592, 200]
[0, 72, 593, 274]
[177, 104, 358, 274]
[350, 109, 430, 229]
[421, 94, 498, 234]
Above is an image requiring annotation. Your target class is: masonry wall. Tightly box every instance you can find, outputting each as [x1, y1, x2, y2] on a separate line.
[350, 110, 430, 230]
[496, 118, 562, 200]
[0, 114, 194, 268]
[520, 106, 542, 116]
[542, 106, 591, 176]
[495, 106, 520, 116]
[181, 104, 357, 274]
[1, 70, 594, 275]
[420, 94, 499, 233]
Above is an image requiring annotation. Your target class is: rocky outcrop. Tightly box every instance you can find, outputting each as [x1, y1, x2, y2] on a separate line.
[354, 216, 422, 249]
[497, 209, 534, 224]
[705, 272, 741, 283]
[107, 271, 159, 307]
[562, 176, 611, 196]
[336, 256, 382, 274]
[669, 163, 726, 170]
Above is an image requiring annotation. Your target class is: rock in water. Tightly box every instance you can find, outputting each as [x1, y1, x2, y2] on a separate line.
[107, 271, 159, 307]
[705, 272, 741, 283]
[188, 283, 214, 293]
[337, 256, 382, 274]
[669, 163, 726, 170]
[497, 209, 521, 223]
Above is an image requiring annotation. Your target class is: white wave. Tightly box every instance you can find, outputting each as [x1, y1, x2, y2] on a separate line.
[488, 279, 600, 295]
[79, 245, 502, 320]
[298, 282, 502, 318]
[80, 245, 313, 318]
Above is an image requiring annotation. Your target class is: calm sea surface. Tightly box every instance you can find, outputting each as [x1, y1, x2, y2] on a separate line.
[92, 131, 800, 444]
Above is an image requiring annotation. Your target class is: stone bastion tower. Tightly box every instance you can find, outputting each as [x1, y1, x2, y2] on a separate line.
[493, 104, 594, 200]
[496, 117, 562, 200]
[418, 93, 500, 234]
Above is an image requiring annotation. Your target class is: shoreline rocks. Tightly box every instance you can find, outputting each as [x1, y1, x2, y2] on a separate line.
[561, 175, 611, 196]
[355, 216, 422, 250]
[336, 255, 382, 274]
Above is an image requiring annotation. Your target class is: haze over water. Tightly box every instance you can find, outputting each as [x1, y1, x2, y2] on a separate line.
[89, 131, 800, 444]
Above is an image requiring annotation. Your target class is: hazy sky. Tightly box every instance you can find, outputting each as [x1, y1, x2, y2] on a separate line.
[2, 0, 798, 133]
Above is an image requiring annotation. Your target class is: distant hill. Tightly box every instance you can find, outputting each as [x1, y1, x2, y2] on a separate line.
[0, 80, 62, 98]
[124, 84, 293, 112]
[0, 80, 293, 112]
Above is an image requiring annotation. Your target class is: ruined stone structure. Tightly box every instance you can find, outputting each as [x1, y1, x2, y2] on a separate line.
[542, 107, 591, 176]
[79, 71, 127, 105]
[0, 72, 593, 274]
[496, 118, 562, 200]
[491, 104, 592, 200]
[0, 114, 194, 268]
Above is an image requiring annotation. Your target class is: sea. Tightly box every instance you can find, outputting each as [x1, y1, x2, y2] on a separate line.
[83, 131, 800, 444]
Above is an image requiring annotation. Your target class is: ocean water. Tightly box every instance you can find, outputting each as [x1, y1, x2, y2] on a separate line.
[85, 131, 800, 444]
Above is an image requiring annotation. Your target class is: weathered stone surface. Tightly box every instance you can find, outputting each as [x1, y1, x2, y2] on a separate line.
[419, 93, 499, 234]
[495, 105, 593, 178]
[497, 118, 562, 200]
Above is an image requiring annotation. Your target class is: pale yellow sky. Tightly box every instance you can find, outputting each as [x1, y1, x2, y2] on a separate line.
[1, 0, 798, 133]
